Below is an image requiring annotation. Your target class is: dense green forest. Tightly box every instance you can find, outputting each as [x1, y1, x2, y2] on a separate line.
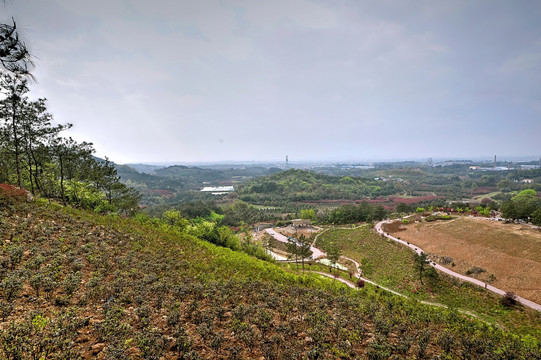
[236, 169, 398, 204]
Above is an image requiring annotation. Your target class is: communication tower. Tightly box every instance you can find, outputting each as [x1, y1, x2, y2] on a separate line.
[286, 155, 289, 169]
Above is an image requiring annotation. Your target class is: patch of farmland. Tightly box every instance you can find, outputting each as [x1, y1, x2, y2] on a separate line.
[389, 217, 541, 304]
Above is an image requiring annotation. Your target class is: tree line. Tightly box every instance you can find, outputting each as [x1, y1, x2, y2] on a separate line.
[501, 189, 541, 225]
[237, 169, 398, 205]
[0, 73, 141, 213]
[0, 10, 140, 214]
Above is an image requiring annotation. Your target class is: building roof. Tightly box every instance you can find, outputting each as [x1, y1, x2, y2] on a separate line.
[291, 219, 312, 226]
[200, 186, 234, 192]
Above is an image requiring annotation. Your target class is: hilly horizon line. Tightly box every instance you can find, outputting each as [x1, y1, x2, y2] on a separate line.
[122, 154, 541, 167]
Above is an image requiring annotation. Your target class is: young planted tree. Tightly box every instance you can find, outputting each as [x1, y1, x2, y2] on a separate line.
[297, 234, 313, 271]
[326, 241, 342, 274]
[51, 137, 92, 204]
[110, 183, 141, 215]
[414, 252, 430, 285]
[93, 157, 120, 205]
[260, 232, 273, 253]
[286, 237, 299, 269]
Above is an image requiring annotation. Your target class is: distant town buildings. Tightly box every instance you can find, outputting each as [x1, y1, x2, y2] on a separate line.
[469, 166, 514, 171]
[520, 165, 541, 170]
[340, 164, 374, 170]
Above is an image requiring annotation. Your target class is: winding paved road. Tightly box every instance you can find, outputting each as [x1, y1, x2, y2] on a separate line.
[375, 219, 541, 312]
[266, 224, 526, 320]
[265, 228, 326, 259]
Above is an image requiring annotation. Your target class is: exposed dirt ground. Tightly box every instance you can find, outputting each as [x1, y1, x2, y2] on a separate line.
[388, 217, 541, 304]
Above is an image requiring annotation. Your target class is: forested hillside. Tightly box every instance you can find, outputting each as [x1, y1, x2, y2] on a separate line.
[237, 169, 398, 205]
[116, 164, 281, 207]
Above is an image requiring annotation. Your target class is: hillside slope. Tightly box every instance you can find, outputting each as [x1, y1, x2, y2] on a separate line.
[0, 202, 540, 359]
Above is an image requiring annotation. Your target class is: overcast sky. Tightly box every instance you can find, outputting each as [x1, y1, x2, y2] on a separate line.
[3, 1, 541, 164]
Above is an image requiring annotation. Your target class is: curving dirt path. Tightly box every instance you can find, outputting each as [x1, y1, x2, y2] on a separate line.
[375, 220, 541, 312]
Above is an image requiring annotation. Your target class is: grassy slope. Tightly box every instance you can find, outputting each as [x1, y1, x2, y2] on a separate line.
[316, 225, 541, 338]
[0, 202, 540, 359]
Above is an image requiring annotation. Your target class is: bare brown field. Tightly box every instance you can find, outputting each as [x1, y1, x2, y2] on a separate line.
[389, 217, 541, 304]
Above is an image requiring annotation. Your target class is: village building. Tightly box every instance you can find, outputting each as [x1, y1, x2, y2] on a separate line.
[291, 219, 312, 228]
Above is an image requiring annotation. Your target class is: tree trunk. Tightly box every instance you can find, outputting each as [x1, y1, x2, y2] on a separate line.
[59, 154, 66, 205]
[11, 113, 22, 188]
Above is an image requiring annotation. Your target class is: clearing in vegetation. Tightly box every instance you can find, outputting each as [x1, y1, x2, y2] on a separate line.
[388, 216, 541, 305]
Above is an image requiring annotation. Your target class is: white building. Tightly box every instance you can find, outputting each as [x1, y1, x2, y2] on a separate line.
[200, 186, 234, 195]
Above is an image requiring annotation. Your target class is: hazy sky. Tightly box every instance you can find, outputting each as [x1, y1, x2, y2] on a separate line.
[3, 1, 541, 164]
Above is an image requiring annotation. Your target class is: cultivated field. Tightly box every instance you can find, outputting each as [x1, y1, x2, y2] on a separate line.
[389, 217, 541, 304]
